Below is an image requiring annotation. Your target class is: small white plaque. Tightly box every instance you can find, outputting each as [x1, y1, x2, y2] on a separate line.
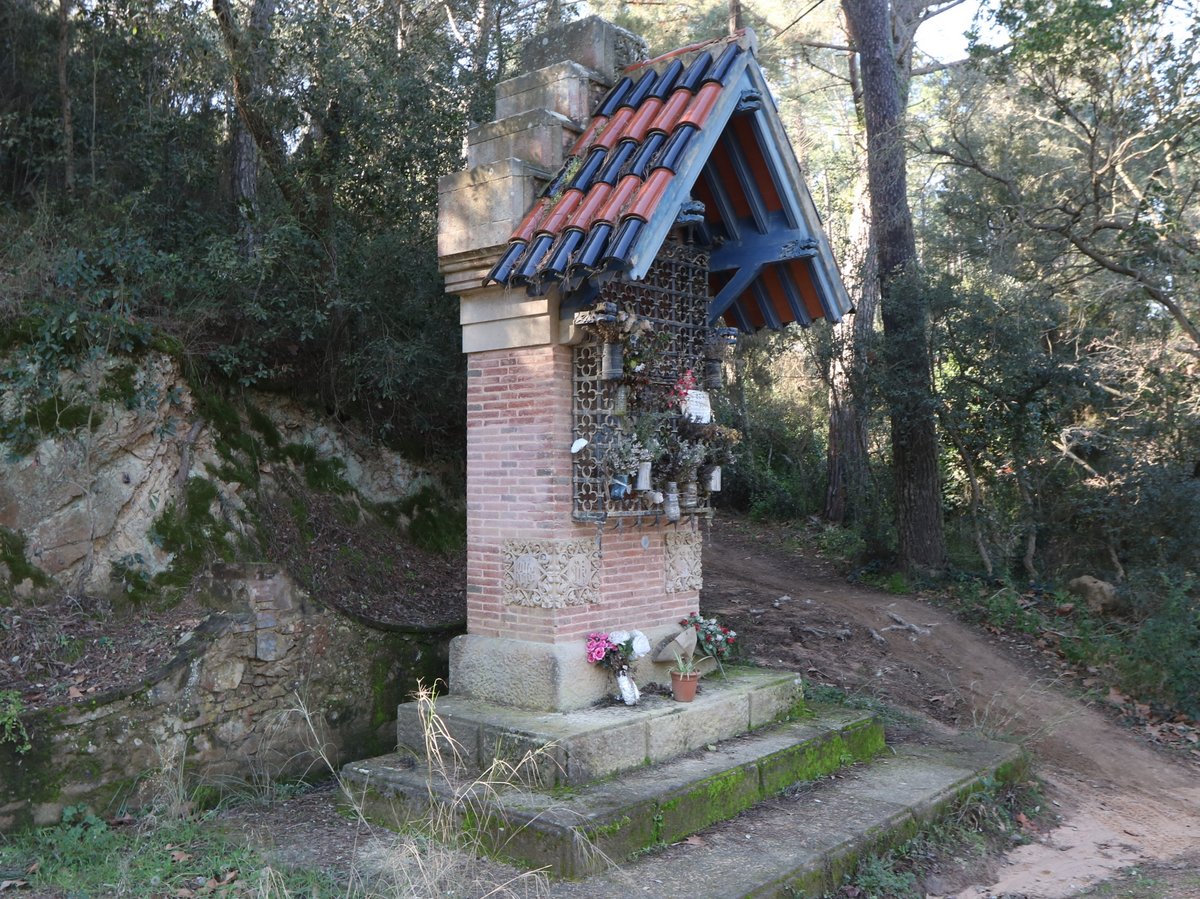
[683, 390, 712, 423]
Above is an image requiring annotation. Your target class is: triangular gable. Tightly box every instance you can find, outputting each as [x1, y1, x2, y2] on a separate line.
[484, 31, 852, 333]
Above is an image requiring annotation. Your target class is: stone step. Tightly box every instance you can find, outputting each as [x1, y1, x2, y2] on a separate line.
[342, 704, 887, 878]
[543, 734, 1024, 898]
[395, 666, 806, 787]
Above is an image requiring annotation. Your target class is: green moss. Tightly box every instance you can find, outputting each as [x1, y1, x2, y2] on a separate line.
[127, 477, 233, 605]
[244, 404, 282, 449]
[275, 443, 353, 494]
[394, 485, 466, 555]
[23, 395, 103, 434]
[190, 388, 262, 486]
[0, 526, 51, 589]
[98, 362, 139, 408]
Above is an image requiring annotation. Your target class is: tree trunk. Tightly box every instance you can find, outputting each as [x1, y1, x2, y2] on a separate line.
[229, 0, 276, 258]
[824, 167, 878, 524]
[728, 0, 743, 34]
[57, 0, 74, 195]
[842, 0, 946, 575]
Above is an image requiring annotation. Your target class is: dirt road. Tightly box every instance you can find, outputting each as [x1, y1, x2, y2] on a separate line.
[702, 521, 1200, 896]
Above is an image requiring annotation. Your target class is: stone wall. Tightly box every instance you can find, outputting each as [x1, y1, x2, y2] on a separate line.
[0, 566, 456, 832]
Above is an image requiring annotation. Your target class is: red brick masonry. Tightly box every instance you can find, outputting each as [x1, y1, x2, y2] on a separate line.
[466, 343, 697, 643]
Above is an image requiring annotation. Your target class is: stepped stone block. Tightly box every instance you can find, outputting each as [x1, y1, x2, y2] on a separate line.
[343, 705, 886, 878]
[394, 667, 804, 786]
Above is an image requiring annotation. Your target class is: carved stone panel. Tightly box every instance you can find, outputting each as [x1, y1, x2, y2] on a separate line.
[502, 538, 601, 608]
[664, 530, 703, 593]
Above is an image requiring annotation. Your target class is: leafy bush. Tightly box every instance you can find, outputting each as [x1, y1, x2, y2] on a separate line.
[0, 690, 31, 754]
[1122, 570, 1200, 718]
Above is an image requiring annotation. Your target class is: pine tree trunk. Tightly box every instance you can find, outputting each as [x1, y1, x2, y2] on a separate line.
[824, 167, 878, 524]
[57, 0, 74, 195]
[842, 0, 946, 574]
[229, 0, 276, 258]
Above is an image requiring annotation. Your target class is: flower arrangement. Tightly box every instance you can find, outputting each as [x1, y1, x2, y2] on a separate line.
[681, 613, 737, 665]
[586, 629, 651, 705]
[624, 328, 671, 379]
[667, 369, 698, 409]
[602, 431, 661, 476]
[704, 423, 742, 466]
[585, 629, 650, 674]
[703, 327, 739, 360]
[664, 436, 707, 482]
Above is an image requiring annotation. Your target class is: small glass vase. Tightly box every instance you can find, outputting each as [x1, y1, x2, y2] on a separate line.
[601, 342, 623, 380]
[707, 465, 722, 492]
[610, 473, 631, 500]
[664, 482, 681, 522]
[681, 480, 699, 510]
[704, 358, 723, 390]
[616, 672, 640, 705]
[612, 384, 628, 416]
[636, 460, 652, 491]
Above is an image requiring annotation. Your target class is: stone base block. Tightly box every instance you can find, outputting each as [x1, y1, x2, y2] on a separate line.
[448, 626, 683, 712]
[398, 665, 805, 786]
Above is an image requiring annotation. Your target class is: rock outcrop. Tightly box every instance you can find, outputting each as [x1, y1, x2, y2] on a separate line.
[0, 352, 435, 597]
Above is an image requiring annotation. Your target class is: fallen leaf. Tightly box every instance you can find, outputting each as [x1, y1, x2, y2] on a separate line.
[218, 870, 238, 885]
[0, 880, 28, 891]
[23, 863, 37, 876]
[1016, 812, 1039, 833]
[67, 686, 84, 699]
[174, 889, 195, 898]
[170, 850, 194, 863]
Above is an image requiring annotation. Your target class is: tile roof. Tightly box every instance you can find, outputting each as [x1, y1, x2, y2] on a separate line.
[484, 31, 852, 333]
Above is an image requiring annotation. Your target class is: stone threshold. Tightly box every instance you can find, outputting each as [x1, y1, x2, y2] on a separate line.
[341, 704, 887, 878]
[543, 734, 1024, 897]
[394, 666, 806, 787]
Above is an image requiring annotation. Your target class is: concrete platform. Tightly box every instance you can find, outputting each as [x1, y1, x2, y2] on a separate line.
[394, 666, 806, 786]
[342, 705, 887, 878]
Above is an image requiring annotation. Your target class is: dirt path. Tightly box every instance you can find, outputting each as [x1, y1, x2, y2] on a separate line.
[703, 521, 1200, 897]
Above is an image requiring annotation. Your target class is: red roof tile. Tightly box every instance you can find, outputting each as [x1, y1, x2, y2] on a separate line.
[484, 30, 851, 332]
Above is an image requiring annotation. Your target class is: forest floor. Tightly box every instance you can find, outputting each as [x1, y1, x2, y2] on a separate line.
[210, 516, 1200, 897]
[7, 517, 1200, 897]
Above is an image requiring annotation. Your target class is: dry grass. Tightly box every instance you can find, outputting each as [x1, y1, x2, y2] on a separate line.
[282, 683, 556, 898]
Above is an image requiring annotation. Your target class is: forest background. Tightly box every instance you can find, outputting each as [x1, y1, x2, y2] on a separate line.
[1, 0, 1197, 718]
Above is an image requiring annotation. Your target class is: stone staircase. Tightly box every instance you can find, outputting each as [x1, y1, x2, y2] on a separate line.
[340, 668, 1020, 896]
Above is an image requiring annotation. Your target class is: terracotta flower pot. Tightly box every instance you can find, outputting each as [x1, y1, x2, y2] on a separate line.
[671, 671, 700, 702]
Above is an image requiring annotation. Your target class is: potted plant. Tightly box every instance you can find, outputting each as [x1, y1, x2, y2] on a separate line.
[603, 430, 662, 499]
[573, 302, 650, 380]
[701, 424, 741, 497]
[664, 437, 706, 510]
[670, 649, 701, 702]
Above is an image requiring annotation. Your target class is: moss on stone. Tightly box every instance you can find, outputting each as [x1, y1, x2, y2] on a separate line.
[393, 485, 466, 555]
[0, 526, 51, 591]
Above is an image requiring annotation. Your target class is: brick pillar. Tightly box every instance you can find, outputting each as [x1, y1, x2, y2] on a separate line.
[438, 18, 699, 711]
